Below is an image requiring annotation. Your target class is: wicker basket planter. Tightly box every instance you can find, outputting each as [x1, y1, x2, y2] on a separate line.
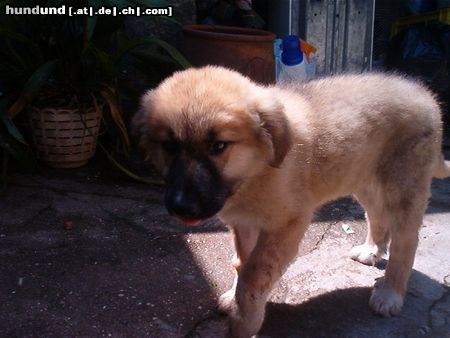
[29, 105, 102, 168]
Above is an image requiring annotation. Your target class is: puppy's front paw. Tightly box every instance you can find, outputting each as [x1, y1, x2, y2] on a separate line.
[218, 289, 264, 338]
[350, 243, 385, 266]
[370, 278, 404, 317]
[218, 288, 236, 314]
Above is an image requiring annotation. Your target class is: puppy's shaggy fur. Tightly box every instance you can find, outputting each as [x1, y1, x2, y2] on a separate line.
[133, 66, 450, 338]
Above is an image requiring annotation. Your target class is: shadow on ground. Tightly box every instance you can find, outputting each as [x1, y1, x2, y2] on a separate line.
[262, 269, 450, 338]
[0, 171, 230, 337]
[1, 152, 449, 337]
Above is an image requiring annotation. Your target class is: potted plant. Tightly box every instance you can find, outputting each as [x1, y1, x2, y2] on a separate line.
[182, 25, 276, 84]
[0, 0, 190, 168]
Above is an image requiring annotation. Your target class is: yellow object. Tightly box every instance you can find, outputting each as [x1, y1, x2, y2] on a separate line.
[391, 7, 450, 37]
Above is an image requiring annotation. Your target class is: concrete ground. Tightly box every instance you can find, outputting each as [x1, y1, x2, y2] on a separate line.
[1, 151, 449, 338]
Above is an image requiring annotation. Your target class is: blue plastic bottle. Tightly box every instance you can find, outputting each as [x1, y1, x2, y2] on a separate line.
[278, 35, 307, 84]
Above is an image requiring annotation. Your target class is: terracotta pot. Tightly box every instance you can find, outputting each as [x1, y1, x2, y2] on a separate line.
[182, 25, 276, 84]
[29, 104, 102, 168]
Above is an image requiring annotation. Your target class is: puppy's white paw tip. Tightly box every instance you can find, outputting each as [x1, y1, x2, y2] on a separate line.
[218, 289, 235, 314]
[369, 281, 404, 317]
[349, 244, 383, 266]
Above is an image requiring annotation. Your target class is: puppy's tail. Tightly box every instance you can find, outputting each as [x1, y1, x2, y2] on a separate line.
[433, 153, 450, 179]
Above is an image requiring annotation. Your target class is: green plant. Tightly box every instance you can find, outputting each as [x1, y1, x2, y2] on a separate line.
[0, 99, 36, 190]
[0, 0, 190, 183]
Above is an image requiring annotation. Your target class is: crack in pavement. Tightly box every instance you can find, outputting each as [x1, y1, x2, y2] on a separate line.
[309, 221, 338, 254]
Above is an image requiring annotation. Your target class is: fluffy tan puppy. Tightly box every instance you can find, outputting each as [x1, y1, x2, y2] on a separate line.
[133, 66, 450, 338]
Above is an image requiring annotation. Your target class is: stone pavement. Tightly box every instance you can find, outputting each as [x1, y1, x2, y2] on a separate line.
[0, 155, 449, 338]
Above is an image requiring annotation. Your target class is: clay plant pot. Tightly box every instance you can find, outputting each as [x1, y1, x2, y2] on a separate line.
[28, 103, 102, 168]
[181, 25, 276, 84]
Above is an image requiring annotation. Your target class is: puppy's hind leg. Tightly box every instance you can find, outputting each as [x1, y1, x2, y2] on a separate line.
[368, 130, 438, 317]
[370, 193, 428, 317]
[350, 187, 389, 266]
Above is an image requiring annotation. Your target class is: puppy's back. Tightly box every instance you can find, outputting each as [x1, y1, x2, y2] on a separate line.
[291, 73, 442, 144]
[282, 73, 443, 197]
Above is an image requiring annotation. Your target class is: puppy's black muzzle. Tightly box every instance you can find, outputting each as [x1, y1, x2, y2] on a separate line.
[164, 155, 230, 222]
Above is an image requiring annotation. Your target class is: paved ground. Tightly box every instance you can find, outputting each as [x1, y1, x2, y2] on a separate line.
[1, 151, 449, 338]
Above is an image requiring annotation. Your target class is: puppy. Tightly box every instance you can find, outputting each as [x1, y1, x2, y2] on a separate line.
[132, 66, 450, 338]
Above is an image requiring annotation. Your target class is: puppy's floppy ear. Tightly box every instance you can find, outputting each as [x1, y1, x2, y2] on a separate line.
[253, 96, 293, 168]
[131, 90, 154, 158]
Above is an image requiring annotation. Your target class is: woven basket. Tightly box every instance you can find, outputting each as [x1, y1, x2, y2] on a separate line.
[29, 105, 102, 168]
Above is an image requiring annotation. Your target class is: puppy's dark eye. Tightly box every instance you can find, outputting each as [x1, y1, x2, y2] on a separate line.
[209, 141, 228, 156]
[162, 140, 179, 154]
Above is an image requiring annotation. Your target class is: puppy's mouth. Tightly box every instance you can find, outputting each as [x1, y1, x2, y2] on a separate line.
[174, 216, 202, 226]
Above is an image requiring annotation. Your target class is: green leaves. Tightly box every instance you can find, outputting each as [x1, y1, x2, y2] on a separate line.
[0, 112, 26, 145]
[22, 60, 59, 96]
[100, 87, 130, 150]
[0, 27, 44, 79]
[0, 0, 189, 182]
[0, 100, 36, 180]
[114, 37, 191, 68]
[84, 14, 98, 45]
[7, 60, 58, 118]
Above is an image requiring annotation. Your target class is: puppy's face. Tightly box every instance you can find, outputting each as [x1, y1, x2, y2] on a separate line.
[133, 67, 292, 224]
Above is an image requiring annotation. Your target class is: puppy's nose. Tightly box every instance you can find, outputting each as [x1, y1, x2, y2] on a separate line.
[167, 191, 199, 219]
